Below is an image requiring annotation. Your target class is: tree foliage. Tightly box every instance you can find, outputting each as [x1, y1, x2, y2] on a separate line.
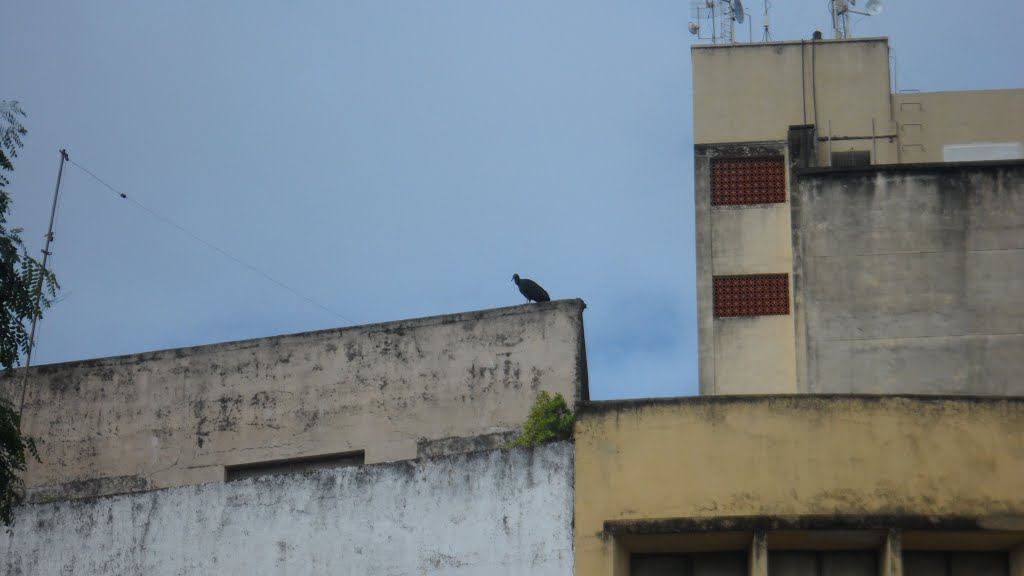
[0, 100, 57, 529]
[507, 391, 575, 448]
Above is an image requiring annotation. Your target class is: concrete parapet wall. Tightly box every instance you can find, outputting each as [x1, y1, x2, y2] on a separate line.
[792, 162, 1024, 394]
[0, 442, 574, 576]
[0, 300, 587, 501]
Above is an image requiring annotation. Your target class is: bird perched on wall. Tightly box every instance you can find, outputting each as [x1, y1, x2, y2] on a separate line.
[512, 274, 550, 303]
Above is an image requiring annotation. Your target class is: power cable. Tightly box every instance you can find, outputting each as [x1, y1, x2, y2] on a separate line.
[66, 159, 358, 326]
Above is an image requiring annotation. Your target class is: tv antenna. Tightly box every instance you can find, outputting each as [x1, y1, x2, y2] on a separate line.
[688, 0, 751, 44]
[831, 0, 883, 39]
[762, 0, 772, 42]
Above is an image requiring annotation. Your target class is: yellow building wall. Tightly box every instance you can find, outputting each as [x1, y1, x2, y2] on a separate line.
[575, 396, 1024, 576]
[895, 89, 1024, 163]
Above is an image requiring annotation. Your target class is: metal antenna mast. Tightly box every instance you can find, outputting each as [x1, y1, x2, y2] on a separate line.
[19, 148, 68, 415]
[762, 0, 771, 41]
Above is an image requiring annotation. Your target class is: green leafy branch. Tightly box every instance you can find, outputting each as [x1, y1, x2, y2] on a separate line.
[506, 391, 575, 448]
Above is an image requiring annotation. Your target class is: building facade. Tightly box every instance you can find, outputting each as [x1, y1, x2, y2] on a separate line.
[575, 395, 1024, 576]
[692, 37, 1024, 395]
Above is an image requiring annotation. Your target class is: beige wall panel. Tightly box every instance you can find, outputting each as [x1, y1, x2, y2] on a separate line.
[714, 316, 797, 394]
[693, 39, 893, 146]
[894, 90, 1024, 163]
[1, 300, 588, 501]
[711, 205, 793, 274]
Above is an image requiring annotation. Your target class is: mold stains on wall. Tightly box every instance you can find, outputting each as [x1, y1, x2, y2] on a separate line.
[2, 300, 587, 502]
[1, 444, 574, 576]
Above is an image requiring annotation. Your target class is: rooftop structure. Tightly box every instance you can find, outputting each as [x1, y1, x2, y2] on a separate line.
[692, 37, 1024, 395]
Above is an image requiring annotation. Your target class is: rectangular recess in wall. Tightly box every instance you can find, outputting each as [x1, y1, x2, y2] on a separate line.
[769, 551, 877, 576]
[713, 274, 790, 317]
[711, 157, 786, 206]
[904, 552, 1009, 576]
[632, 551, 747, 576]
[830, 150, 871, 168]
[225, 450, 365, 482]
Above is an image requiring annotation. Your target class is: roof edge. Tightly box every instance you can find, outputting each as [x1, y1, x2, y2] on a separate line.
[580, 393, 1024, 415]
[9, 299, 588, 373]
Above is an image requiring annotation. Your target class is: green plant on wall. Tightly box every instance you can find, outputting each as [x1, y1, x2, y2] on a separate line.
[507, 391, 574, 447]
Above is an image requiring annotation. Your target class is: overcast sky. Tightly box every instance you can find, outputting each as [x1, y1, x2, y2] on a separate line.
[4, 1, 1022, 399]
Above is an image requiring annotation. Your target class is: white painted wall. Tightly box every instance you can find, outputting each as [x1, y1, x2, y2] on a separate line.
[0, 443, 574, 576]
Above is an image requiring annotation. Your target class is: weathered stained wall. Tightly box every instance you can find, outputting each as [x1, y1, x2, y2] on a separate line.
[692, 39, 1024, 396]
[792, 162, 1024, 394]
[574, 396, 1024, 576]
[0, 299, 587, 501]
[0, 442, 574, 576]
[695, 143, 798, 395]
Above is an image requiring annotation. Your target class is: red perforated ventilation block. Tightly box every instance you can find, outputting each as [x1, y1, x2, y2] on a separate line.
[711, 157, 786, 206]
[713, 274, 790, 317]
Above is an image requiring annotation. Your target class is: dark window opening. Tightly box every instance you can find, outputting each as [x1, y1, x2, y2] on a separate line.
[713, 274, 790, 317]
[225, 450, 365, 482]
[632, 551, 747, 576]
[903, 552, 1009, 576]
[830, 150, 871, 168]
[769, 551, 877, 576]
[711, 157, 786, 206]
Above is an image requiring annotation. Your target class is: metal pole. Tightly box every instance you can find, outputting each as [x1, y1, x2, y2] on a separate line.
[831, 1, 839, 38]
[19, 148, 68, 416]
[711, 1, 716, 43]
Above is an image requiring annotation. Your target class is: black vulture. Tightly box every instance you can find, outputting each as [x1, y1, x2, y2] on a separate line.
[512, 274, 550, 303]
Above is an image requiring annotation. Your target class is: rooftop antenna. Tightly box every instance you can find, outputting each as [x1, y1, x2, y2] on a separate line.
[729, 0, 744, 43]
[762, 0, 772, 41]
[689, 0, 749, 44]
[688, 0, 718, 43]
[19, 148, 67, 416]
[832, 0, 883, 39]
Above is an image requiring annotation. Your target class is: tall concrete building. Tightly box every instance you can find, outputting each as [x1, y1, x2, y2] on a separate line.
[692, 37, 1024, 395]
[4, 28, 1024, 576]
[569, 33, 1024, 576]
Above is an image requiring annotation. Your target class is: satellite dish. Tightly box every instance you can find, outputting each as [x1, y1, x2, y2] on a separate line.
[847, 0, 883, 16]
[687, 22, 700, 35]
[733, 0, 745, 23]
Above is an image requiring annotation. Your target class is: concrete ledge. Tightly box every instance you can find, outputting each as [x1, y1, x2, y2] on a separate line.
[579, 393, 1024, 416]
[604, 515, 1024, 535]
[797, 158, 1024, 177]
[13, 298, 588, 373]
